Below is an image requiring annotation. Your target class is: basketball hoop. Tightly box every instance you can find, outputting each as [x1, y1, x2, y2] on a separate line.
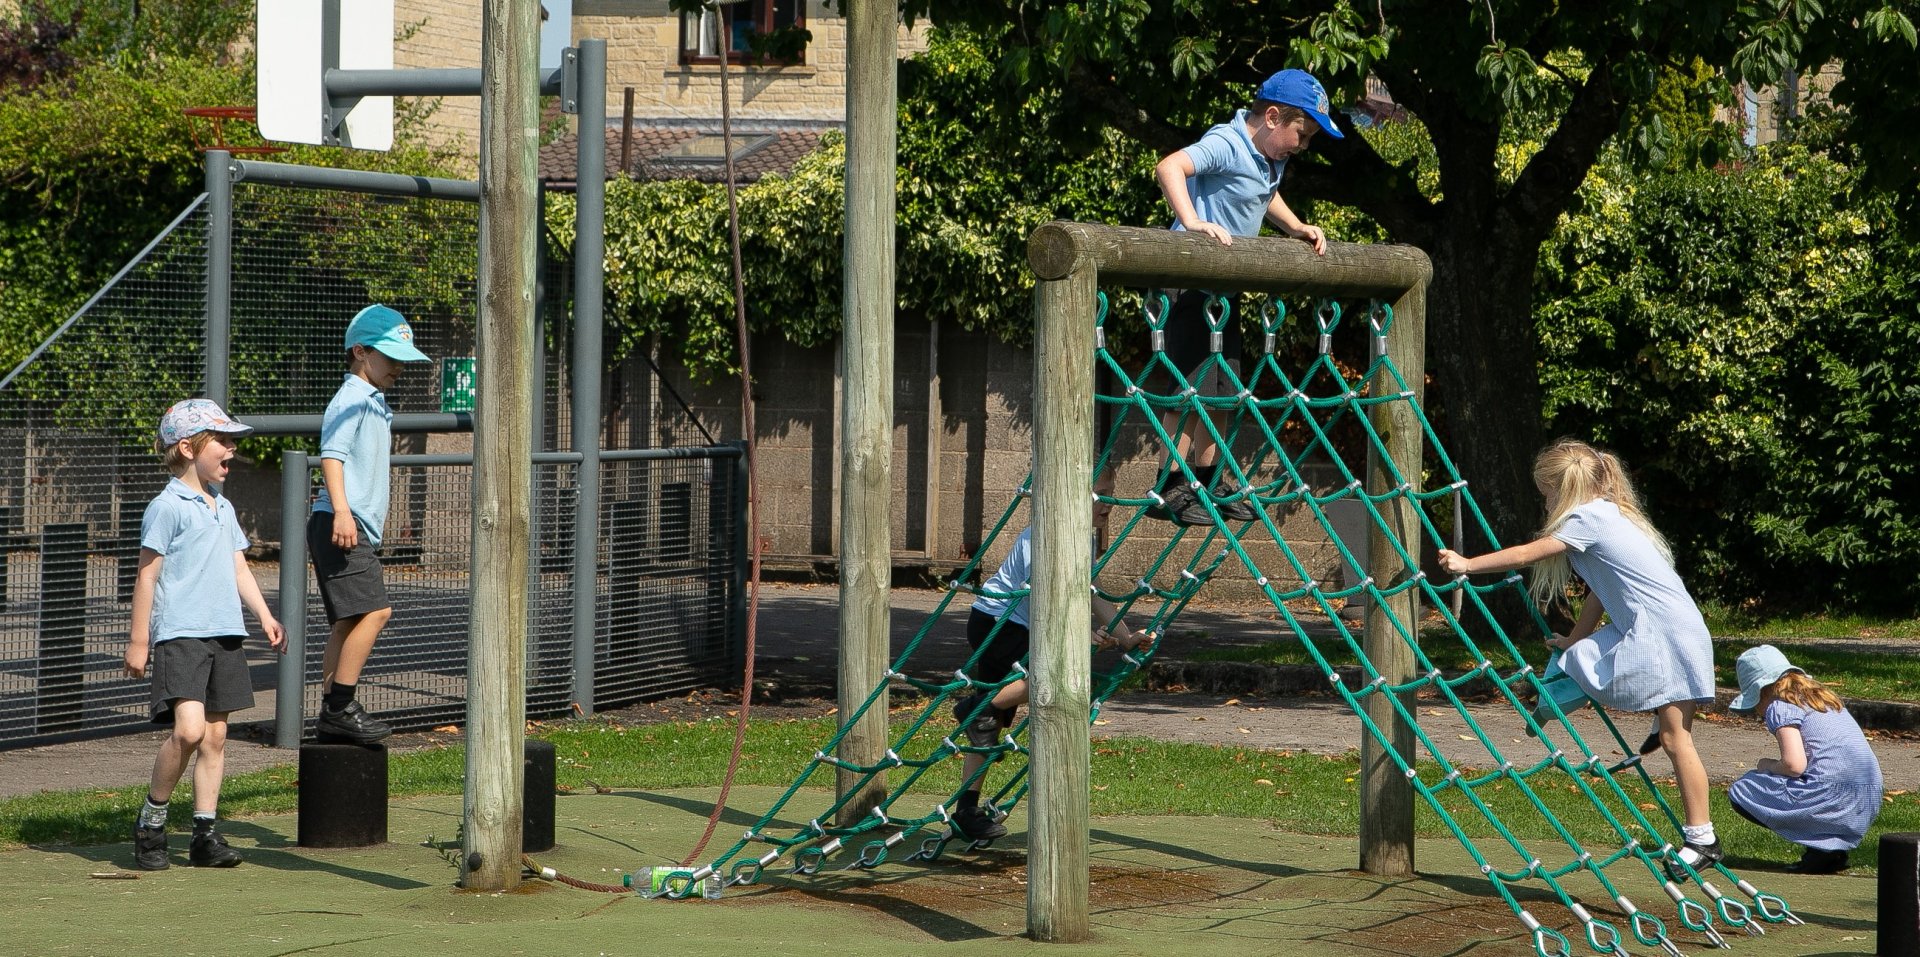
[183, 106, 286, 155]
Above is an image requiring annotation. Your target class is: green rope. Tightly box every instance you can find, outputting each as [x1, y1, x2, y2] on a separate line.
[671, 288, 1800, 954]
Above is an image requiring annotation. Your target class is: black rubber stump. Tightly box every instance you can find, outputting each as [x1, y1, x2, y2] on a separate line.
[523, 739, 556, 853]
[1884, 833, 1920, 956]
[298, 743, 389, 848]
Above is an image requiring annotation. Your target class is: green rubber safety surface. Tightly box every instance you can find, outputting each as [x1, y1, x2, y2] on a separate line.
[0, 788, 1873, 957]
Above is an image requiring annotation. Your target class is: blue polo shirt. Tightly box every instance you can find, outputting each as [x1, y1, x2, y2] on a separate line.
[1171, 109, 1287, 238]
[313, 373, 394, 546]
[969, 527, 1103, 630]
[140, 477, 249, 644]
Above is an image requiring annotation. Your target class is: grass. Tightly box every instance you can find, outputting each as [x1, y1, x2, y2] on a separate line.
[1699, 604, 1920, 642]
[1186, 627, 1920, 705]
[3, 712, 1910, 876]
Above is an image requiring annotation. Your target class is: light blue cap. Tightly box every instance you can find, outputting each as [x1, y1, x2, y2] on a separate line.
[345, 304, 430, 362]
[1730, 644, 1803, 711]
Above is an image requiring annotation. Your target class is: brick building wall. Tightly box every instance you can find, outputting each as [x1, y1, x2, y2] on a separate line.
[394, 0, 486, 157]
[574, 0, 928, 124]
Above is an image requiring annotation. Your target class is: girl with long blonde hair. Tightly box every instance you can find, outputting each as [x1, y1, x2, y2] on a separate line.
[1439, 439, 1720, 880]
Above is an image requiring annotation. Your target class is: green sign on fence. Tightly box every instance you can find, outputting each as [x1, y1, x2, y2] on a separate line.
[440, 356, 476, 412]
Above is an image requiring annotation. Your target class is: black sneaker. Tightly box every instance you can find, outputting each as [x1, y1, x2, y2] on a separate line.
[952, 693, 1002, 749]
[133, 822, 169, 871]
[1787, 847, 1849, 874]
[316, 700, 393, 745]
[1665, 839, 1723, 882]
[1638, 730, 1663, 755]
[190, 827, 242, 867]
[951, 805, 1008, 841]
[1209, 475, 1262, 523]
[1146, 484, 1219, 527]
[1145, 484, 1196, 523]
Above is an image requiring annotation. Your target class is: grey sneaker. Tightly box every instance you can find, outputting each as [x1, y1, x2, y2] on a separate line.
[952, 805, 1008, 841]
[133, 822, 169, 871]
[316, 700, 393, 745]
[190, 827, 242, 867]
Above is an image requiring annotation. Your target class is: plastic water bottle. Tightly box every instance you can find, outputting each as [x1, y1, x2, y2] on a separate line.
[702, 872, 723, 900]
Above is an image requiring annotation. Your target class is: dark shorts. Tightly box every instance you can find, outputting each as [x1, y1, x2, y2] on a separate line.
[308, 511, 390, 623]
[1160, 289, 1245, 397]
[149, 636, 253, 724]
[965, 608, 1030, 685]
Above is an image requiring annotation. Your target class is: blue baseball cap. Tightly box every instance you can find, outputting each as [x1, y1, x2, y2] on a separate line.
[345, 304, 430, 362]
[1256, 69, 1345, 139]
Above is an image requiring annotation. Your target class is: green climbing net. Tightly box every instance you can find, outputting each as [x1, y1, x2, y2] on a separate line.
[671, 290, 1800, 957]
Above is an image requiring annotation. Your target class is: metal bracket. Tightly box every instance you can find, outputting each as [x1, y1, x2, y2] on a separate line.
[562, 47, 581, 115]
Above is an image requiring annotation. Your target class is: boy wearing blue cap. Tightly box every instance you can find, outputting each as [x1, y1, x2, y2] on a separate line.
[1148, 68, 1343, 526]
[309, 304, 431, 745]
[127, 398, 286, 869]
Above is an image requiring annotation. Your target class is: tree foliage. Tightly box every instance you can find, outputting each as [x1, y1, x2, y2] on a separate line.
[563, 24, 1162, 378]
[0, 1, 465, 375]
[903, 0, 1920, 560]
[1538, 145, 1920, 611]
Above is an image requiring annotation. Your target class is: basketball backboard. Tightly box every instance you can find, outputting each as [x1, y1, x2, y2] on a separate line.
[257, 0, 395, 151]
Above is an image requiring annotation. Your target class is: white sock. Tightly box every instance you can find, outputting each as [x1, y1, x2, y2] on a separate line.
[1681, 823, 1716, 849]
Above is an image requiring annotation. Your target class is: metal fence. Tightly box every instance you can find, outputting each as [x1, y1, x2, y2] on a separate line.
[0, 157, 743, 751]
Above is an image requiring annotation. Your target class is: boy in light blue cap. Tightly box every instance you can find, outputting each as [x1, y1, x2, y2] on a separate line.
[1148, 68, 1343, 527]
[308, 304, 431, 745]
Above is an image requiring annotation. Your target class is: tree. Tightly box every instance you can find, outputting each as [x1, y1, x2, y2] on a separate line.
[912, 0, 1920, 553]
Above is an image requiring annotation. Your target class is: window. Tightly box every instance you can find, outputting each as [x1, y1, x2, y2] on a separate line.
[680, 0, 805, 66]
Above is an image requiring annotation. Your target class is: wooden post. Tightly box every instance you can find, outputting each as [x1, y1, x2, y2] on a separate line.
[1358, 279, 1428, 876]
[835, 0, 897, 824]
[463, 0, 539, 891]
[1027, 260, 1096, 943]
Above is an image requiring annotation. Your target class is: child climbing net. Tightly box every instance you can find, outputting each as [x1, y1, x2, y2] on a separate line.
[625, 290, 1801, 957]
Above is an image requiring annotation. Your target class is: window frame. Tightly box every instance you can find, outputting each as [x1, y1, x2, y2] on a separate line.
[677, 0, 806, 68]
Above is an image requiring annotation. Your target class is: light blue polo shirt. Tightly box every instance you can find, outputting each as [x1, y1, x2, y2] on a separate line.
[140, 477, 249, 644]
[313, 373, 394, 546]
[1171, 109, 1287, 238]
[969, 527, 1103, 630]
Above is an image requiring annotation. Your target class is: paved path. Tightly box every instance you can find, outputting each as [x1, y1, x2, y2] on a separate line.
[6, 583, 1919, 798]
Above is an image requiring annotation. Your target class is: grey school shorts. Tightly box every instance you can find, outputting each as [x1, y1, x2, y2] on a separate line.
[149, 636, 254, 724]
[308, 511, 391, 623]
[1160, 289, 1245, 397]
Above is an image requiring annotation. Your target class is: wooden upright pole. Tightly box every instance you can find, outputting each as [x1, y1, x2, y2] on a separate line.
[1358, 279, 1428, 876]
[834, 0, 897, 823]
[1028, 263, 1096, 942]
[463, 0, 539, 890]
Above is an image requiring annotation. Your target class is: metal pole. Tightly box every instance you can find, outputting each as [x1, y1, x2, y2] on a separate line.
[203, 149, 232, 404]
[463, 0, 540, 891]
[1028, 265, 1095, 943]
[835, 0, 897, 825]
[570, 40, 607, 717]
[276, 452, 310, 749]
[325, 66, 565, 98]
[230, 160, 480, 201]
[1359, 280, 1429, 877]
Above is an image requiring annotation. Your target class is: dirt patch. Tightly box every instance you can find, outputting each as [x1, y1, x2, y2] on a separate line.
[719, 850, 1231, 939]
